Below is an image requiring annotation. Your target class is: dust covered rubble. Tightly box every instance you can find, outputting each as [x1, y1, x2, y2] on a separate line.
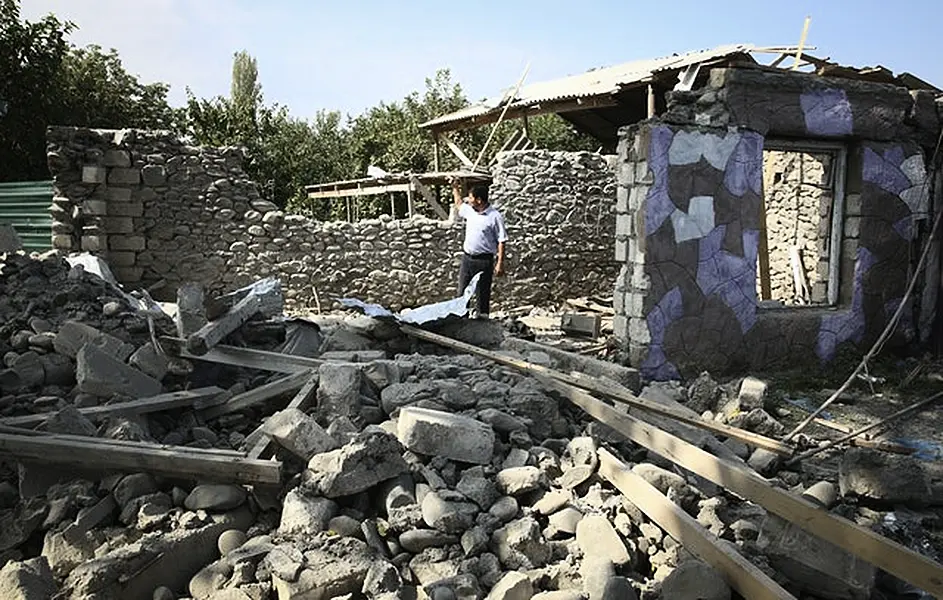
[0, 253, 939, 599]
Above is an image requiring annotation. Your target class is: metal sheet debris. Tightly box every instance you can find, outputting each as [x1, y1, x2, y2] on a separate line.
[340, 272, 481, 325]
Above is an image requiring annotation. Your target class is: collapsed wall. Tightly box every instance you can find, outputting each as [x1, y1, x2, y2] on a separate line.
[45, 130, 617, 312]
[613, 68, 943, 379]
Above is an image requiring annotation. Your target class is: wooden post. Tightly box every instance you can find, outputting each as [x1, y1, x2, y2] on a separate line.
[406, 186, 414, 218]
[523, 114, 531, 140]
[758, 158, 775, 300]
[647, 84, 656, 118]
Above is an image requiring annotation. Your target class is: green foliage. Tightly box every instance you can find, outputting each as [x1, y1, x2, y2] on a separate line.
[0, 0, 178, 181]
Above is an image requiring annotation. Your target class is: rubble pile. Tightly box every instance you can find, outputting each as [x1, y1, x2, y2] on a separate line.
[0, 252, 939, 600]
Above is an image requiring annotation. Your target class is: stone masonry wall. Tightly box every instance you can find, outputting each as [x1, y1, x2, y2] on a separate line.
[614, 67, 940, 380]
[46, 129, 617, 312]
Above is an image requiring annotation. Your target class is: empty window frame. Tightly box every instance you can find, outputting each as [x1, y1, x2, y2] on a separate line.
[757, 140, 847, 307]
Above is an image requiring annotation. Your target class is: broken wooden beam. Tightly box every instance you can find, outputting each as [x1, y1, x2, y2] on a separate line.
[205, 277, 284, 320]
[544, 377, 943, 597]
[161, 337, 323, 373]
[560, 313, 601, 338]
[565, 298, 615, 315]
[187, 292, 263, 355]
[246, 372, 320, 460]
[198, 370, 312, 420]
[598, 448, 797, 600]
[399, 325, 794, 456]
[1, 387, 226, 428]
[0, 431, 281, 485]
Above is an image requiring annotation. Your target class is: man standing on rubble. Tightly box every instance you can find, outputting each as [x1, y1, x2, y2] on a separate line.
[451, 179, 508, 319]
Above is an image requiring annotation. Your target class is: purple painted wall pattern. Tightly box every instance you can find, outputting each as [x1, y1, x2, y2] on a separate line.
[800, 88, 854, 137]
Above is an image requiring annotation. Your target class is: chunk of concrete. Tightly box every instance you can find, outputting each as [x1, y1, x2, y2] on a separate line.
[486, 571, 533, 600]
[54, 321, 134, 361]
[0, 556, 57, 600]
[261, 407, 337, 461]
[737, 376, 768, 411]
[421, 490, 479, 534]
[576, 515, 632, 566]
[491, 517, 551, 570]
[129, 343, 169, 381]
[660, 560, 729, 600]
[838, 448, 931, 506]
[184, 485, 247, 512]
[496, 466, 544, 496]
[277, 489, 337, 537]
[397, 407, 495, 465]
[317, 362, 363, 422]
[76, 343, 161, 398]
[272, 536, 373, 600]
[305, 431, 408, 498]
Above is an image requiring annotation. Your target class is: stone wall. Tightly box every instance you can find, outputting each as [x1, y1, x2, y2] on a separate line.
[614, 67, 941, 380]
[46, 129, 617, 312]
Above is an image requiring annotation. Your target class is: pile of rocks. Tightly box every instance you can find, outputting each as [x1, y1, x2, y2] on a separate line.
[0, 252, 940, 600]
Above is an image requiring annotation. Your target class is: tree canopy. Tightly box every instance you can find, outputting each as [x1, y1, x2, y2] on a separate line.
[2, 0, 600, 218]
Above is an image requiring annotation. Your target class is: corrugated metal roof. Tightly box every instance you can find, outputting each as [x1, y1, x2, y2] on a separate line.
[421, 44, 759, 129]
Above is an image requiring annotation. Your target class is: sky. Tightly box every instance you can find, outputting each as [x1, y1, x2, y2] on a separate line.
[20, 0, 942, 122]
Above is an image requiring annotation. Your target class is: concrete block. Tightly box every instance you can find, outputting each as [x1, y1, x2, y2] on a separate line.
[82, 166, 107, 184]
[106, 187, 132, 202]
[106, 251, 136, 267]
[129, 343, 169, 380]
[76, 343, 161, 398]
[54, 321, 135, 361]
[844, 193, 862, 216]
[616, 186, 629, 213]
[615, 213, 632, 239]
[52, 235, 74, 250]
[80, 235, 107, 252]
[82, 200, 108, 216]
[614, 239, 628, 262]
[261, 407, 338, 461]
[737, 376, 767, 410]
[176, 283, 207, 337]
[613, 315, 629, 341]
[108, 201, 144, 217]
[108, 167, 140, 185]
[109, 235, 146, 251]
[103, 150, 131, 167]
[843, 215, 860, 238]
[623, 292, 644, 318]
[397, 407, 495, 465]
[627, 317, 650, 344]
[103, 216, 134, 234]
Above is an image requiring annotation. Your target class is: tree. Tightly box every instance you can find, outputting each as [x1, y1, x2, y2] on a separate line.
[230, 50, 260, 114]
[0, 0, 72, 180]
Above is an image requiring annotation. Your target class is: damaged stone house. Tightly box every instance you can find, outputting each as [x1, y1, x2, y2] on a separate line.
[42, 43, 943, 382]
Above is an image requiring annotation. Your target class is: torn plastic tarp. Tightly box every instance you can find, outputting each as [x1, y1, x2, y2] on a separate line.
[339, 272, 481, 325]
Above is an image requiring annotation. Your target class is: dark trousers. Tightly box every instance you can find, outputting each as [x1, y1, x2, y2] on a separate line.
[458, 253, 494, 315]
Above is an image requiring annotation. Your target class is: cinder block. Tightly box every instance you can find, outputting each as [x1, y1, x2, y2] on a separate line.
[624, 292, 645, 318]
[103, 216, 134, 234]
[844, 193, 862, 216]
[110, 235, 146, 251]
[107, 187, 132, 202]
[615, 213, 633, 239]
[843, 215, 860, 238]
[616, 186, 629, 213]
[614, 239, 628, 262]
[613, 315, 629, 340]
[82, 200, 108, 215]
[80, 235, 107, 252]
[109, 201, 144, 217]
[627, 317, 651, 344]
[108, 168, 140, 185]
[106, 251, 136, 267]
[129, 343, 169, 380]
[82, 166, 107, 184]
[397, 407, 495, 465]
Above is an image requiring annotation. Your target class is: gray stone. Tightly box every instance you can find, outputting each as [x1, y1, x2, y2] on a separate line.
[576, 515, 631, 566]
[362, 560, 402, 597]
[802, 481, 838, 508]
[44, 405, 97, 437]
[278, 489, 337, 536]
[601, 577, 636, 600]
[184, 484, 247, 511]
[217, 529, 247, 556]
[531, 592, 585, 600]
[381, 381, 438, 414]
[262, 407, 337, 461]
[421, 491, 479, 534]
[486, 571, 533, 600]
[317, 363, 363, 422]
[838, 448, 931, 505]
[77, 343, 162, 398]
[11, 352, 44, 388]
[272, 536, 374, 599]
[457, 467, 500, 510]
[477, 408, 527, 434]
[533, 489, 571, 515]
[129, 343, 169, 381]
[0, 557, 58, 600]
[399, 529, 458, 553]
[545, 506, 583, 539]
[41, 530, 95, 576]
[189, 558, 232, 599]
[437, 380, 478, 410]
[398, 407, 495, 465]
[737, 376, 768, 411]
[660, 560, 731, 600]
[727, 408, 784, 437]
[305, 431, 407, 497]
[382, 473, 416, 514]
[262, 544, 305, 582]
[496, 466, 543, 495]
[489, 496, 519, 523]
[54, 321, 134, 360]
[558, 465, 595, 489]
[631, 463, 686, 495]
[747, 448, 781, 475]
[425, 573, 480, 600]
[503, 448, 531, 469]
[153, 586, 175, 600]
[580, 556, 614, 600]
[141, 165, 166, 185]
[0, 224, 23, 253]
[113, 473, 158, 508]
[492, 517, 551, 570]
[328, 515, 362, 538]
[686, 371, 722, 414]
[461, 527, 489, 556]
[40, 353, 74, 386]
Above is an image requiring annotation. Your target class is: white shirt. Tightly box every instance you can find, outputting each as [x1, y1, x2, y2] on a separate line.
[459, 203, 508, 256]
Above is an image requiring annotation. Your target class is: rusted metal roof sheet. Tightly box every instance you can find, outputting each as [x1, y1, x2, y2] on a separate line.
[421, 44, 759, 130]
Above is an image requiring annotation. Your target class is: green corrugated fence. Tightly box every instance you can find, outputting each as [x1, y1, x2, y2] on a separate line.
[0, 181, 53, 251]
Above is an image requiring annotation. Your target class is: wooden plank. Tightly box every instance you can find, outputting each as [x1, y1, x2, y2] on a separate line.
[410, 176, 449, 220]
[246, 372, 321, 460]
[758, 157, 775, 300]
[441, 132, 474, 168]
[560, 313, 601, 338]
[186, 292, 262, 355]
[399, 325, 794, 456]
[565, 298, 615, 315]
[544, 378, 943, 597]
[1, 387, 226, 428]
[424, 94, 620, 135]
[199, 371, 312, 420]
[161, 337, 323, 373]
[307, 183, 412, 200]
[0, 431, 281, 485]
[598, 449, 797, 600]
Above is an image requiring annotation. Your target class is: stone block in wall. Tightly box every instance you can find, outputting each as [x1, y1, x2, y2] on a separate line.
[103, 216, 134, 234]
[615, 239, 628, 262]
[111, 266, 143, 283]
[615, 214, 633, 240]
[108, 168, 140, 185]
[845, 193, 861, 216]
[81, 235, 107, 252]
[82, 200, 108, 216]
[141, 166, 166, 186]
[616, 186, 629, 213]
[107, 251, 136, 267]
[107, 187, 132, 202]
[109, 201, 144, 217]
[623, 291, 644, 318]
[52, 235, 74, 250]
[103, 150, 131, 168]
[82, 166, 107, 184]
[627, 317, 650, 345]
[613, 314, 628, 340]
[843, 216, 860, 238]
[110, 235, 146, 251]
